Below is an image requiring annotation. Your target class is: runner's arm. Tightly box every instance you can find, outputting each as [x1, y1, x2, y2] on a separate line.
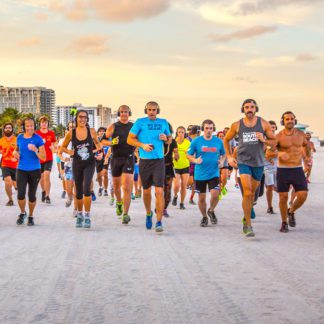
[102, 124, 115, 146]
[91, 128, 102, 151]
[60, 131, 74, 156]
[224, 122, 238, 167]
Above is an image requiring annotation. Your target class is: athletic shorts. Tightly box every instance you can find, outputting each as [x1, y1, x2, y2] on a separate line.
[165, 163, 175, 178]
[96, 160, 105, 173]
[60, 161, 65, 170]
[277, 167, 308, 193]
[195, 177, 220, 194]
[238, 164, 264, 182]
[175, 167, 189, 175]
[139, 159, 165, 189]
[189, 163, 195, 177]
[64, 166, 74, 181]
[55, 156, 60, 164]
[111, 156, 135, 177]
[220, 166, 229, 170]
[264, 167, 277, 187]
[228, 165, 233, 171]
[2, 167, 16, 181]
[134, 164, 139, 181]
[41, 160, 53, 173]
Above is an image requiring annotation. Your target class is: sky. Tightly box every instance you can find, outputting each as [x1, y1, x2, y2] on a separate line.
[1, 0, 324, 138]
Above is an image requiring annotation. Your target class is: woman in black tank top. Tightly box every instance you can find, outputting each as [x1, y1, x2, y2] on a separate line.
[61, 110, 101, 228]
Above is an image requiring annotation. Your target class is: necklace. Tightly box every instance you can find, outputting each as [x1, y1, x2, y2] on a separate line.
[283, 129, 295, 136]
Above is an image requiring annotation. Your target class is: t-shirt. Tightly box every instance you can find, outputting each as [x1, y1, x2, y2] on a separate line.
[36, 130, 56, 163]
[0, 136, 18, 169]
[17, 133, 44, 171]
[130, 117, 171, 159]
[58, 138, 73, 168]
[173, 138, 190, 169]
[187, 136, 225, 181]
[164, 139, 177, 165]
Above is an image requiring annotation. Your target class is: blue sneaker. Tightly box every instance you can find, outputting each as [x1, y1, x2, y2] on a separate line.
[251, 207, 256, 219]
[83, 217, 91, 228]
[131, 193, 135, 200]
[146, 212, 153, 230]
[91, 192, 96, 202]
[76, 213, 84, 228]
[155, 221, 163, 233]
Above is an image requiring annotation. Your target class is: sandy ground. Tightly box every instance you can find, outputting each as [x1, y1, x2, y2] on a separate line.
[0, 149, 323, 324]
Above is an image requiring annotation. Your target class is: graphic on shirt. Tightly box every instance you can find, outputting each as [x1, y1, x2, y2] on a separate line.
[77, 143, 90, 160]
[148, 124, 162, 131]
[202, 146, 217, 153]
[242, 132, 258, 144]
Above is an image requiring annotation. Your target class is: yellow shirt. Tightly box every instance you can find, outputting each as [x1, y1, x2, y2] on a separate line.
[173, 138, 190, 169]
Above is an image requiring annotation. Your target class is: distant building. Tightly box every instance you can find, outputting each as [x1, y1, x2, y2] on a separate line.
[0, 85, 55, 116]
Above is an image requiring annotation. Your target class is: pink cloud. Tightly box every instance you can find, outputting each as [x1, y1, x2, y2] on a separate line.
[19, 37, 41, 46]
[68, 35, 108, 54]
[296, 53, 318, 61]
[35, 12, 49, 21]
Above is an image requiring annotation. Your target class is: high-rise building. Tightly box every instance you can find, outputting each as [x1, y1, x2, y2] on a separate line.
[0, 85, 55, 116]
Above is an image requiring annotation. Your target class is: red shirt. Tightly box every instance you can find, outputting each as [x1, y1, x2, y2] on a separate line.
[36, 130, 56, 163]
[0, 136, 18, 169]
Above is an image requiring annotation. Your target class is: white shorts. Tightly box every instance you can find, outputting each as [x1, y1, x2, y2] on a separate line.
[264, 168, 277, 187]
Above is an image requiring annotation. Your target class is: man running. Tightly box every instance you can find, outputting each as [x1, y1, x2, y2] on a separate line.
[104, 105, 135, 224]
[224, 99, 275, 237]
[304, 131, 316, 183]
[187, 119, 225, 227]
[127, 101, 172, 232]
[276, 111, 310, 233]
[36, 115, 56, 204]
[96, 127, 109, 197]
[0, 122, 18, 206]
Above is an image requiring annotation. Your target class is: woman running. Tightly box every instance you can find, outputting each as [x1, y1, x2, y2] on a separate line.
[61, 110, 101, 228]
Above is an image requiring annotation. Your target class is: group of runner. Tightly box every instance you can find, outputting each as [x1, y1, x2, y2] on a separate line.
[0, 99, 316, 237]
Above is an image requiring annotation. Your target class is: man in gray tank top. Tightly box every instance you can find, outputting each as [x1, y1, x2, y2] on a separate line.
[224, 99, 276, 237]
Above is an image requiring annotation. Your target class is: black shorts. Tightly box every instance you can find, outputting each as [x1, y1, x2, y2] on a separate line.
[195, 177, 220, 194]
[175, 167, 190, 175]
[111, 156, 135, 177]
[277, 167, 308, 193]
[139, 159, 165, 189]
[165, 163, 175, 178]
[41, 160, 53, 173]
[2, 167, 17, 181]
[96, 160, 104, 173]
[60, 161, 65, 170]
[228, 166, 233, 171]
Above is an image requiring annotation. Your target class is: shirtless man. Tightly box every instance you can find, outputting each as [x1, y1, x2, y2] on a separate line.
[304, 131, 316, 183]
[276, 111, 310, 233]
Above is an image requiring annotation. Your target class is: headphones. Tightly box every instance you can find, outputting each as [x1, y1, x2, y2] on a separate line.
[144, 101, 160, 114]
[280, 111, 298, 126]
[241, 99, 259, 113]
[201, 119, 216, 132]
[117, 105, 132, 117]
[22, 117, 37, 132]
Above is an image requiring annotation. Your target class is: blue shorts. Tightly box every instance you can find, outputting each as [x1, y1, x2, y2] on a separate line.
[64, 166, 74, 181]
[238, 164, 264, 181]
[134, 164, 139, 181]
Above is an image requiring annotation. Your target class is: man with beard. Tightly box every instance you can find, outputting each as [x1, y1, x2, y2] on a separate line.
[276, 111, 310, 233]
[0, 123, 18, 206]
[224, 99, 275, 237]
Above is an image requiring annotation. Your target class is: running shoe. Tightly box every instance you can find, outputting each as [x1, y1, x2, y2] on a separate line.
[172, 196, 178, 206]
[65, 197, 73, 208]
[163, 209, 170, 217]
[242, 217, 248, 234]
[218, 193, 223, 201]
[76, 213, 84, 228]
[122, 214, 131, 224]
[83, 215, 91, 228]
[109, 197, 115, 206]
[6, 200, 14, 206]
[280, 222, 289, 233]
[221, 187, 228, 196]
[135, 193, 141, 199]
[235, 183, 239, 189]
[288, 209, 296, 227]
[116, 202, 123, 216]
[104, 189, 109, 196]
[16, 211, 27, 225]
[189, 199, 196, 205]
[200, 216, 208, 227]
[131, 193, 135, 200]
[179, 203, 185, 210]
[98, 187, 103, 197]
[207, 209, 217, 224]
[245, 226, 255, 237]
[267, 207, 275, 214]
[155, 221, 163, 233]
[41, 191, 46, 202]
[45, 196, 51, 204]
[146, 212, 153, 230]
[91, 192, 96, 202]
[73, 209, 78, 218]
[27, 216, 35, 226]
[61, 191, 66, 199]
[251, 207, 256, 220]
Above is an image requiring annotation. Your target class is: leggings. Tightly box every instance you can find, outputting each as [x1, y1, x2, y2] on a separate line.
[164, 176, 173, 209]
[17, 169, 41, 202]
[73, 162, 95, 200]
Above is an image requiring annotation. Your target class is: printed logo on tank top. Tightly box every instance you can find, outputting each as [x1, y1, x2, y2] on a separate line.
[76, 143, 90, 160]
[242, 132, 258, 144]
[202, 146, 217, 152]
[147, 124, 162, 131]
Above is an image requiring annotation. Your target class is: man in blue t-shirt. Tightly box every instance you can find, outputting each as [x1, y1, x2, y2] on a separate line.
[187, 119, 225, 227]
[127, 101, 172, 233]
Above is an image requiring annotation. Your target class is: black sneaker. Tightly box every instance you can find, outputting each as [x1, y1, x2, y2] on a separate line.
[27, 216, 35, 226]
[16, 212, 27, 225]
[98, 188, 103, 197]
[179, 203, 185, 210]
[104, 189, 108, 196]
[172, 196, 178, 206]
[6, 200, 14, 206]
[41, 191, 46, 202]
[288, 209, 296, 227]
[280, 222, 289, 233]
[61, 191, 66, 199]
[207, 209, 217, 224]
[200, 216, 208, 227]
[267, 207, 275, 214]
[45, 196, 51, 204]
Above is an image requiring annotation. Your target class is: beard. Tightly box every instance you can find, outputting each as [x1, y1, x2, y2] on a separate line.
[4, 130, 13, 137]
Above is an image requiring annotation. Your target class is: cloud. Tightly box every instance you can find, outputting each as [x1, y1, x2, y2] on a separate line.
[68, 35, 108, 54]
[35, 12, 48, 21]
[210, 25, 277, 42]
[296, 53, 319, 61]
[234, 76, 257, 84]
[19, 37, 41, 46]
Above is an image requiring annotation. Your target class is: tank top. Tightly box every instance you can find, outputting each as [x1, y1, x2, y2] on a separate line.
[71, 127, 95, 166]
[237, 117, 265, 167]
[111, 121, 135, 158]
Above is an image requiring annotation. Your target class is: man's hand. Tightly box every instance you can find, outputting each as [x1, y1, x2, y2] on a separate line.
[111, 136, 119, 146]
[27, 144, 38, 152]
[142, 144, 153, 152]
[13, 151, 20, 160]
[228, 156, 238, 168]
[159, 134, 167, 141]
[256, 132, 265, 143]
[195, 156, 203, 164]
